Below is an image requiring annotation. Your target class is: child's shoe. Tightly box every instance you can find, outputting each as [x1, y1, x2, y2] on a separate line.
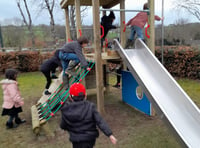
[15, 118, 26, 124]
[113, 83, 120, 88]
[65, 69, 77, 76]
[63, 75, 69, 90]
[51, 73, 58, 79]
[6, 121, 18, 129]
[44, 90, 51, 95]
[51, 75, 58, 79]
[65, 61, 78, 76]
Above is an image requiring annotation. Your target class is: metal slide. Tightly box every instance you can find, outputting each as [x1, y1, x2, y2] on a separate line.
[114, 39, 200, 148]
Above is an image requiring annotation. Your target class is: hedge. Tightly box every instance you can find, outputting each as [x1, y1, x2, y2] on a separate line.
[0, 51, 53, 73]
[0, 46, 200, 79]
[155, 46, 200, 79]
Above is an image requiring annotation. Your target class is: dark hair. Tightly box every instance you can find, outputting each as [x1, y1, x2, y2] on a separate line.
[71, 95, 85, 102]
[109, 11, 115, 19]
[143, 3, 149, 10]
[77, 36, 89, 45]
[5, 69, 18, 80]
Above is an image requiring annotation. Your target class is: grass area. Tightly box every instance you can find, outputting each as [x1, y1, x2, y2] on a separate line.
[0, 72, 199, 148]
[177, 78, 200, 107]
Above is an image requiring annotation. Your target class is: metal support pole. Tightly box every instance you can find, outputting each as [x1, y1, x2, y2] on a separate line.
[100, 9, 149, 13]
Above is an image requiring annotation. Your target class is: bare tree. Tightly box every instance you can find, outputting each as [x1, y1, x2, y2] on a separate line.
[13, 17, 24, 26]
[175, 0, 200, 21]
[36, 0, 58, 47]
[80, 7, 89, 24]
[69, 6, 76, 39]
[69, 6, 89, 39]
[69, 6, 76, 28]
[173, 18, 189, 45]
[16, 0, 35, 48]
[44, 0, 56, 45]
[174, 18, 189, 25]
[3, 25, 25, 48]
[69, 6, 89, 27]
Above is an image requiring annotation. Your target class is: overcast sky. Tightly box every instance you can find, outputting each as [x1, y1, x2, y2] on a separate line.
[0, 0, 199, 26]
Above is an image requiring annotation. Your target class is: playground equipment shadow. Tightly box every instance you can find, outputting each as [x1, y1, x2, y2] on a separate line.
[0, 72, 199, 148]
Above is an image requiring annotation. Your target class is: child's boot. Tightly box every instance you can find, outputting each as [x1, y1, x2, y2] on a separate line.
[51, 73, 58, 79]
[44, 90, 51, 95]
[125, 39, 133, 49]
[6, 121, 18, 129]
[113, 83, 120, 88]
[15, 117, 26, 124]
[65, 61, 78, 76]
[63, 74, 69, 90]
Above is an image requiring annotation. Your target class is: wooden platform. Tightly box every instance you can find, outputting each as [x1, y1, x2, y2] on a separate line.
[85, 51, 121, 64]
[84, 50, 122, 92]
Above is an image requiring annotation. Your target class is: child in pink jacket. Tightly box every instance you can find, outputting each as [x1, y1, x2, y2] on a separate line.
[0, 69, 26, 129]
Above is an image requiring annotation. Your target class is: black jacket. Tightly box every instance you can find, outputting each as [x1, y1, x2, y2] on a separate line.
[60, 100, 113, 142]
[101, 14, 117, 39]
[40, 56, 61, 73]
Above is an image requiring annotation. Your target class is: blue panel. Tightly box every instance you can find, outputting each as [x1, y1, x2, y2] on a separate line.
[122, 70, 151, 115]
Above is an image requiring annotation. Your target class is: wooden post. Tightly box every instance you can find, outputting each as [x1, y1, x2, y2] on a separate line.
[75, 0, 82, 38]
[147, 0, 155, 53]
[65, 6, 71, 42]
[92, 0, 105, 114]
[120, 0, 127, 71]
[120, 0, 126, 48]
[148, 0, 156, 116]
[31, 105, 40, 135]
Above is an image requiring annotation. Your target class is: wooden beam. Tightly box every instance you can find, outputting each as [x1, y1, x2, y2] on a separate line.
[148, 0, 156, 116]
[60, 0, 122, 9]
[102, 0, 121, 8]
[120, 0, 126, 48]
[64, 6, 71, 42]
[75, 0, 82, 38]
[92, 0, 105, 114]
[60, 0, 68, 8]
[147, 0, 155, 53]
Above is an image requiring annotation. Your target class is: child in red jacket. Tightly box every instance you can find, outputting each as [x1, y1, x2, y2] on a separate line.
[60, 83, 117, 148]
[0, 69, 26, 129]
[126, 2, 163, 48]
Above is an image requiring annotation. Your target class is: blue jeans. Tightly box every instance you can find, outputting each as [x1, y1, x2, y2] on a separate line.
[59, 51, 80, 76]
[129, 26, 144, 40]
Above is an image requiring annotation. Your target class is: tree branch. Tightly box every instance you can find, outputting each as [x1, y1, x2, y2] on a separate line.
[16, 0, 28, 26]
[23, 0, 32, 29]
[175, 0, 200, 21]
